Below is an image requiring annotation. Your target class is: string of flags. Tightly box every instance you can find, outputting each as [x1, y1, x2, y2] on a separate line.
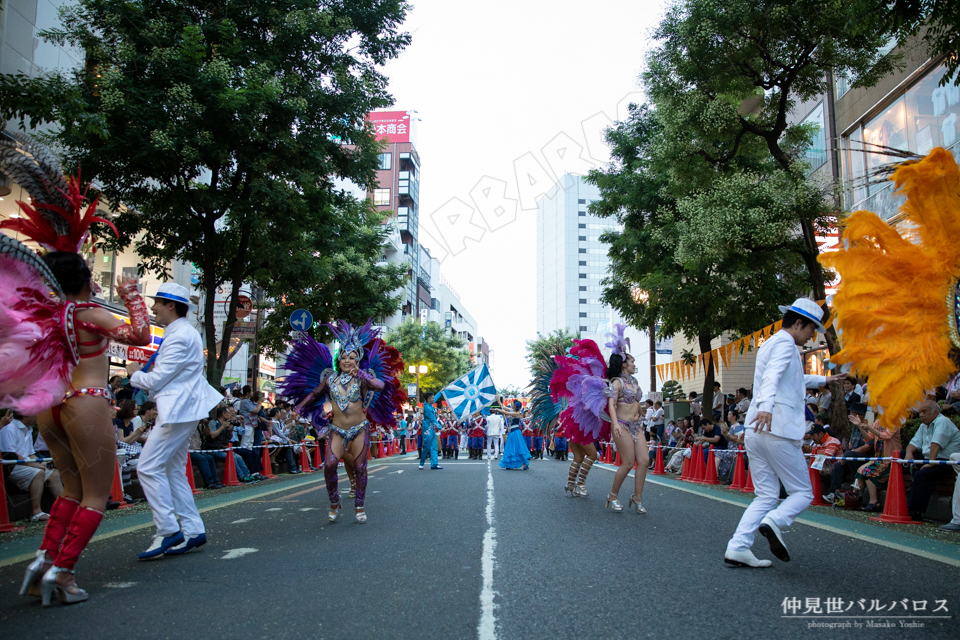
[656, 300, 833, 383]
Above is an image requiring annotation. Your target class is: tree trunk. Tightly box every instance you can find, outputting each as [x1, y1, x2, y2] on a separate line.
[828, 380, 850, 442]
[698, 333, 716, 420]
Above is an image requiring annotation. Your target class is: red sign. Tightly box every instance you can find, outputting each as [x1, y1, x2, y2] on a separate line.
[236, 294, 252, 319]
[368, 110, 411, 143]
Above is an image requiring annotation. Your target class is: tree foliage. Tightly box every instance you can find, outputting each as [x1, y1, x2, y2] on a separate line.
[524, 328, 578, 368]
[384, 320, 471, 397]
[1, 0, 411, 384]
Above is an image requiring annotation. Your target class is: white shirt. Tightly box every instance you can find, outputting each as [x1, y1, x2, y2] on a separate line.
[0, 420, 35, 459]
[645, 407, 655, 427]
[652, 407, 664, 426]
[486, 414, 504, 436]
[736, 397, 751, 414]
[713, 392, 723, 411]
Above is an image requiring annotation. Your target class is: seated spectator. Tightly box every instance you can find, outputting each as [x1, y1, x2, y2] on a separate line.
[268, 408, 300, 474]
[129, 401, 157, 444]
[828, 402, 874, 498]
[190, 419, 223, 489]
[0, 411, 62, 521]
[694, 417, 727, 464]
[805, 424, 842, 500]
[817, 385, 832, 411]
[735, 388, 751, 416]
[905, 400, 960, 522]
[206, 406, 260, 482]
[849, 411, 901, 512]
[842, 377, 861, 407]
[716, 409, 745, 481]
[114, 399, 149, 445]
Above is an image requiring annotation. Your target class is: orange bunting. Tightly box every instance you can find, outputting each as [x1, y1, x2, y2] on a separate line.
[719, 346, 729, 370]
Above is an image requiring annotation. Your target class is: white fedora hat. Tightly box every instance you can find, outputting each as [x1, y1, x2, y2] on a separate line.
[778, 298, 825, 332]
[150, 282, 196, 311]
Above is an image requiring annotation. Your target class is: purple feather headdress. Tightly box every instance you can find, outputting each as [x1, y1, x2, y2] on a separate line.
[326, 318, 379, 362]
[605, 323, 630, 357]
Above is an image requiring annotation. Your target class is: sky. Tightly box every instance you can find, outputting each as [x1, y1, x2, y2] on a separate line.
[380, 0, 672, 389]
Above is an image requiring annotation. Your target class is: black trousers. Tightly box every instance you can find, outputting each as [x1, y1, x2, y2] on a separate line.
[907, 463, 954, 515]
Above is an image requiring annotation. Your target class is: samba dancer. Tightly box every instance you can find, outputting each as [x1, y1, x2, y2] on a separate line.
[281, 321, 405, 523]
[0, 132, 152, 606]
[603, 348, 649, 514]
[494, 400, 531, 470]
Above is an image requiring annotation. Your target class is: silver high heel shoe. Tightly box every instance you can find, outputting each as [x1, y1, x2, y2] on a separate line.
[40, 566, 88, 606]
[605, 493, 623, 512]
[564, 483, 576, 497]
[355, 507, 366, 523]
[328, 502, 342, 523]
[629, 495, 647, 514]
[20, 550, 50, 597]
[575, 484, 589, 497]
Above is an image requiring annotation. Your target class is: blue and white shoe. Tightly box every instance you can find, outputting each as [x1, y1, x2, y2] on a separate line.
[163, 533, 207, 556]
[138, 532, 185, 559]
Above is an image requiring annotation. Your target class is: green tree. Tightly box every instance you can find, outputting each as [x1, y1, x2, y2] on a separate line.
[587, 105, 808, 402]
[1, 0, 410, 384]
[661, 380, 685, 403]
[645, 0, 899, 354]
[385, 320, 471, 398]
[254, 199, 406, 358]
[525, 328, 578, 368]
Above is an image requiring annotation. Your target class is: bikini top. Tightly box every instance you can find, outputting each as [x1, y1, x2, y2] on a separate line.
[63, 301, 110, 363]
[605, 375, 639, 404]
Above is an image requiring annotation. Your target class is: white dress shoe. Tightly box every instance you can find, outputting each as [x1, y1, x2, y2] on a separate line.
[758, 516, 790, 562]
[724, 549, 772, 568]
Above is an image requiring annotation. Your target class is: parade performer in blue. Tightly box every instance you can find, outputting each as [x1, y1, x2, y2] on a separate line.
[419, 393, 444, 470]
[495, 400, 531, 470]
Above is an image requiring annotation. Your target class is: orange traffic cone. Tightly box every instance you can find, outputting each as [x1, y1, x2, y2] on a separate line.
[702, 446, 720, 485]
[614, 449, 622, 467]
[651, 446, 666, 475]
[691, 445, 705, 483]
[603, 444, 613, 464]
[740, 469, 755, 493]
[299, 444, 314, 473]
[808, 460, 830, 506]
[729, 447, 746, 490]
[223, 444, 240, 486]
[185, 456, 203, 495]
[0, 463, 25, 532]
[111, 458, 134, 508]
[260, 446, 276, 479]
[871, 459, 922, 525]
[680, 449, 693, 481]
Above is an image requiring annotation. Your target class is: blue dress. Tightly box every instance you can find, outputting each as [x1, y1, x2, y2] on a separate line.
[499, 419, 531, 470]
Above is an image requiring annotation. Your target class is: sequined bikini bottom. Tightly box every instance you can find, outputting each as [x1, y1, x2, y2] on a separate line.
[331, 419, 371, 443]
[618, 419, 643, 443]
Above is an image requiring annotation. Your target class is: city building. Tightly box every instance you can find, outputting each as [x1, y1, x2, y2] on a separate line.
[367, 109, 423, 328]
[536, 173, 660, 391]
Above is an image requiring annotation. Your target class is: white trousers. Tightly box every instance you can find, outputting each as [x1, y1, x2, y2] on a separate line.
[949, 453, 960, 526]
[727, 430, 812, 552]
[486, 435, 502, 458]
[138, 420, 206, 537]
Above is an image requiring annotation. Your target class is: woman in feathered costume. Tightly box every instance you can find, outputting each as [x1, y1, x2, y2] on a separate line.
[279, 320, 405, 523]
[0, 132, 152, 605]
[820, 147, 960, 433]
[602, 325, 648, 514]
[549, 338, 611, 497]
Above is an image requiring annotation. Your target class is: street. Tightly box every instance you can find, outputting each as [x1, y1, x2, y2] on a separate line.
[0, 454, 957, 640]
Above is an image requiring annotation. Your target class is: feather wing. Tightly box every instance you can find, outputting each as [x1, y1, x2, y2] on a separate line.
[362, 339, 407, 427]
[278, 334, 333, 432]
[549, 339, 610, 445]
[820, 147, 960, 430]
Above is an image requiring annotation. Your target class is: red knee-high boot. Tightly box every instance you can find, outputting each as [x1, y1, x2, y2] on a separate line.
[39, 496, 81, 557]
[54, 507, 104, 570]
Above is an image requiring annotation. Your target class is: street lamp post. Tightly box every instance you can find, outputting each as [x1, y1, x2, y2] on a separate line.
[632, 289, 657, 393]
[408, 364, 428, 404]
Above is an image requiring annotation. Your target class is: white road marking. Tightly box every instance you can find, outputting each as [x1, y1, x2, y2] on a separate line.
[389, 470, 404, 474]
[104, 582, 137, 589]
[478, 459, 498, 640]
[230, 518, 254, 524]
[221, 548, 258, 560]
[373, 490, 381, 493]
[265, 508, 282, 511]
[299, 507, 318, 511]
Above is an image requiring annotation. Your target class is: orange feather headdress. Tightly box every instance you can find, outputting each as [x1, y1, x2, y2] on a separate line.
[819, 147, 960, 430]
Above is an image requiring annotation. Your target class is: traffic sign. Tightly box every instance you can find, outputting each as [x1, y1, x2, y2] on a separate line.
[290, 309, 313, 332]
[236, 294, 252, 319]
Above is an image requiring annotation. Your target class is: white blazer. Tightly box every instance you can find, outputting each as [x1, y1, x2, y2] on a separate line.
[745, 330, 825, 442]
[130, 317, 224, 427]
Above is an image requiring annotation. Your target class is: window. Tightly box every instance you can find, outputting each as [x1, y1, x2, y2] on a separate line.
[800, 103, 827, 174]
[578, 248, 586, 254]
[578, 199, 585, 204]
[373, 188, 391, 206]
[377, 153, 392, 170]
[579, 312, 587, 317]
[578, 236, 586, 241]
[579, 298, 587, 304]
[579, 286, 587, 291]
[578, 211, 586, 217]
[579, 261, 586, 266]
[578, 223, 586, 229]
[579, 273, 587, 278]
[580, 326, 588, 331]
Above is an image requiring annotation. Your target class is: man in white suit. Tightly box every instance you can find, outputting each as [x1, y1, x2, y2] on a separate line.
[129, 284, 224, 558]
[724, 299, 845, 568]
[485, 411, 504, 460]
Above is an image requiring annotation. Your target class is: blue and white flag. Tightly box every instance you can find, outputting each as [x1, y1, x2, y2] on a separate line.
[441, 364, 498, 422]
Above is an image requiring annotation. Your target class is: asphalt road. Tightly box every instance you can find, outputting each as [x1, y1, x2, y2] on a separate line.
[0, 453, 957, 639]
